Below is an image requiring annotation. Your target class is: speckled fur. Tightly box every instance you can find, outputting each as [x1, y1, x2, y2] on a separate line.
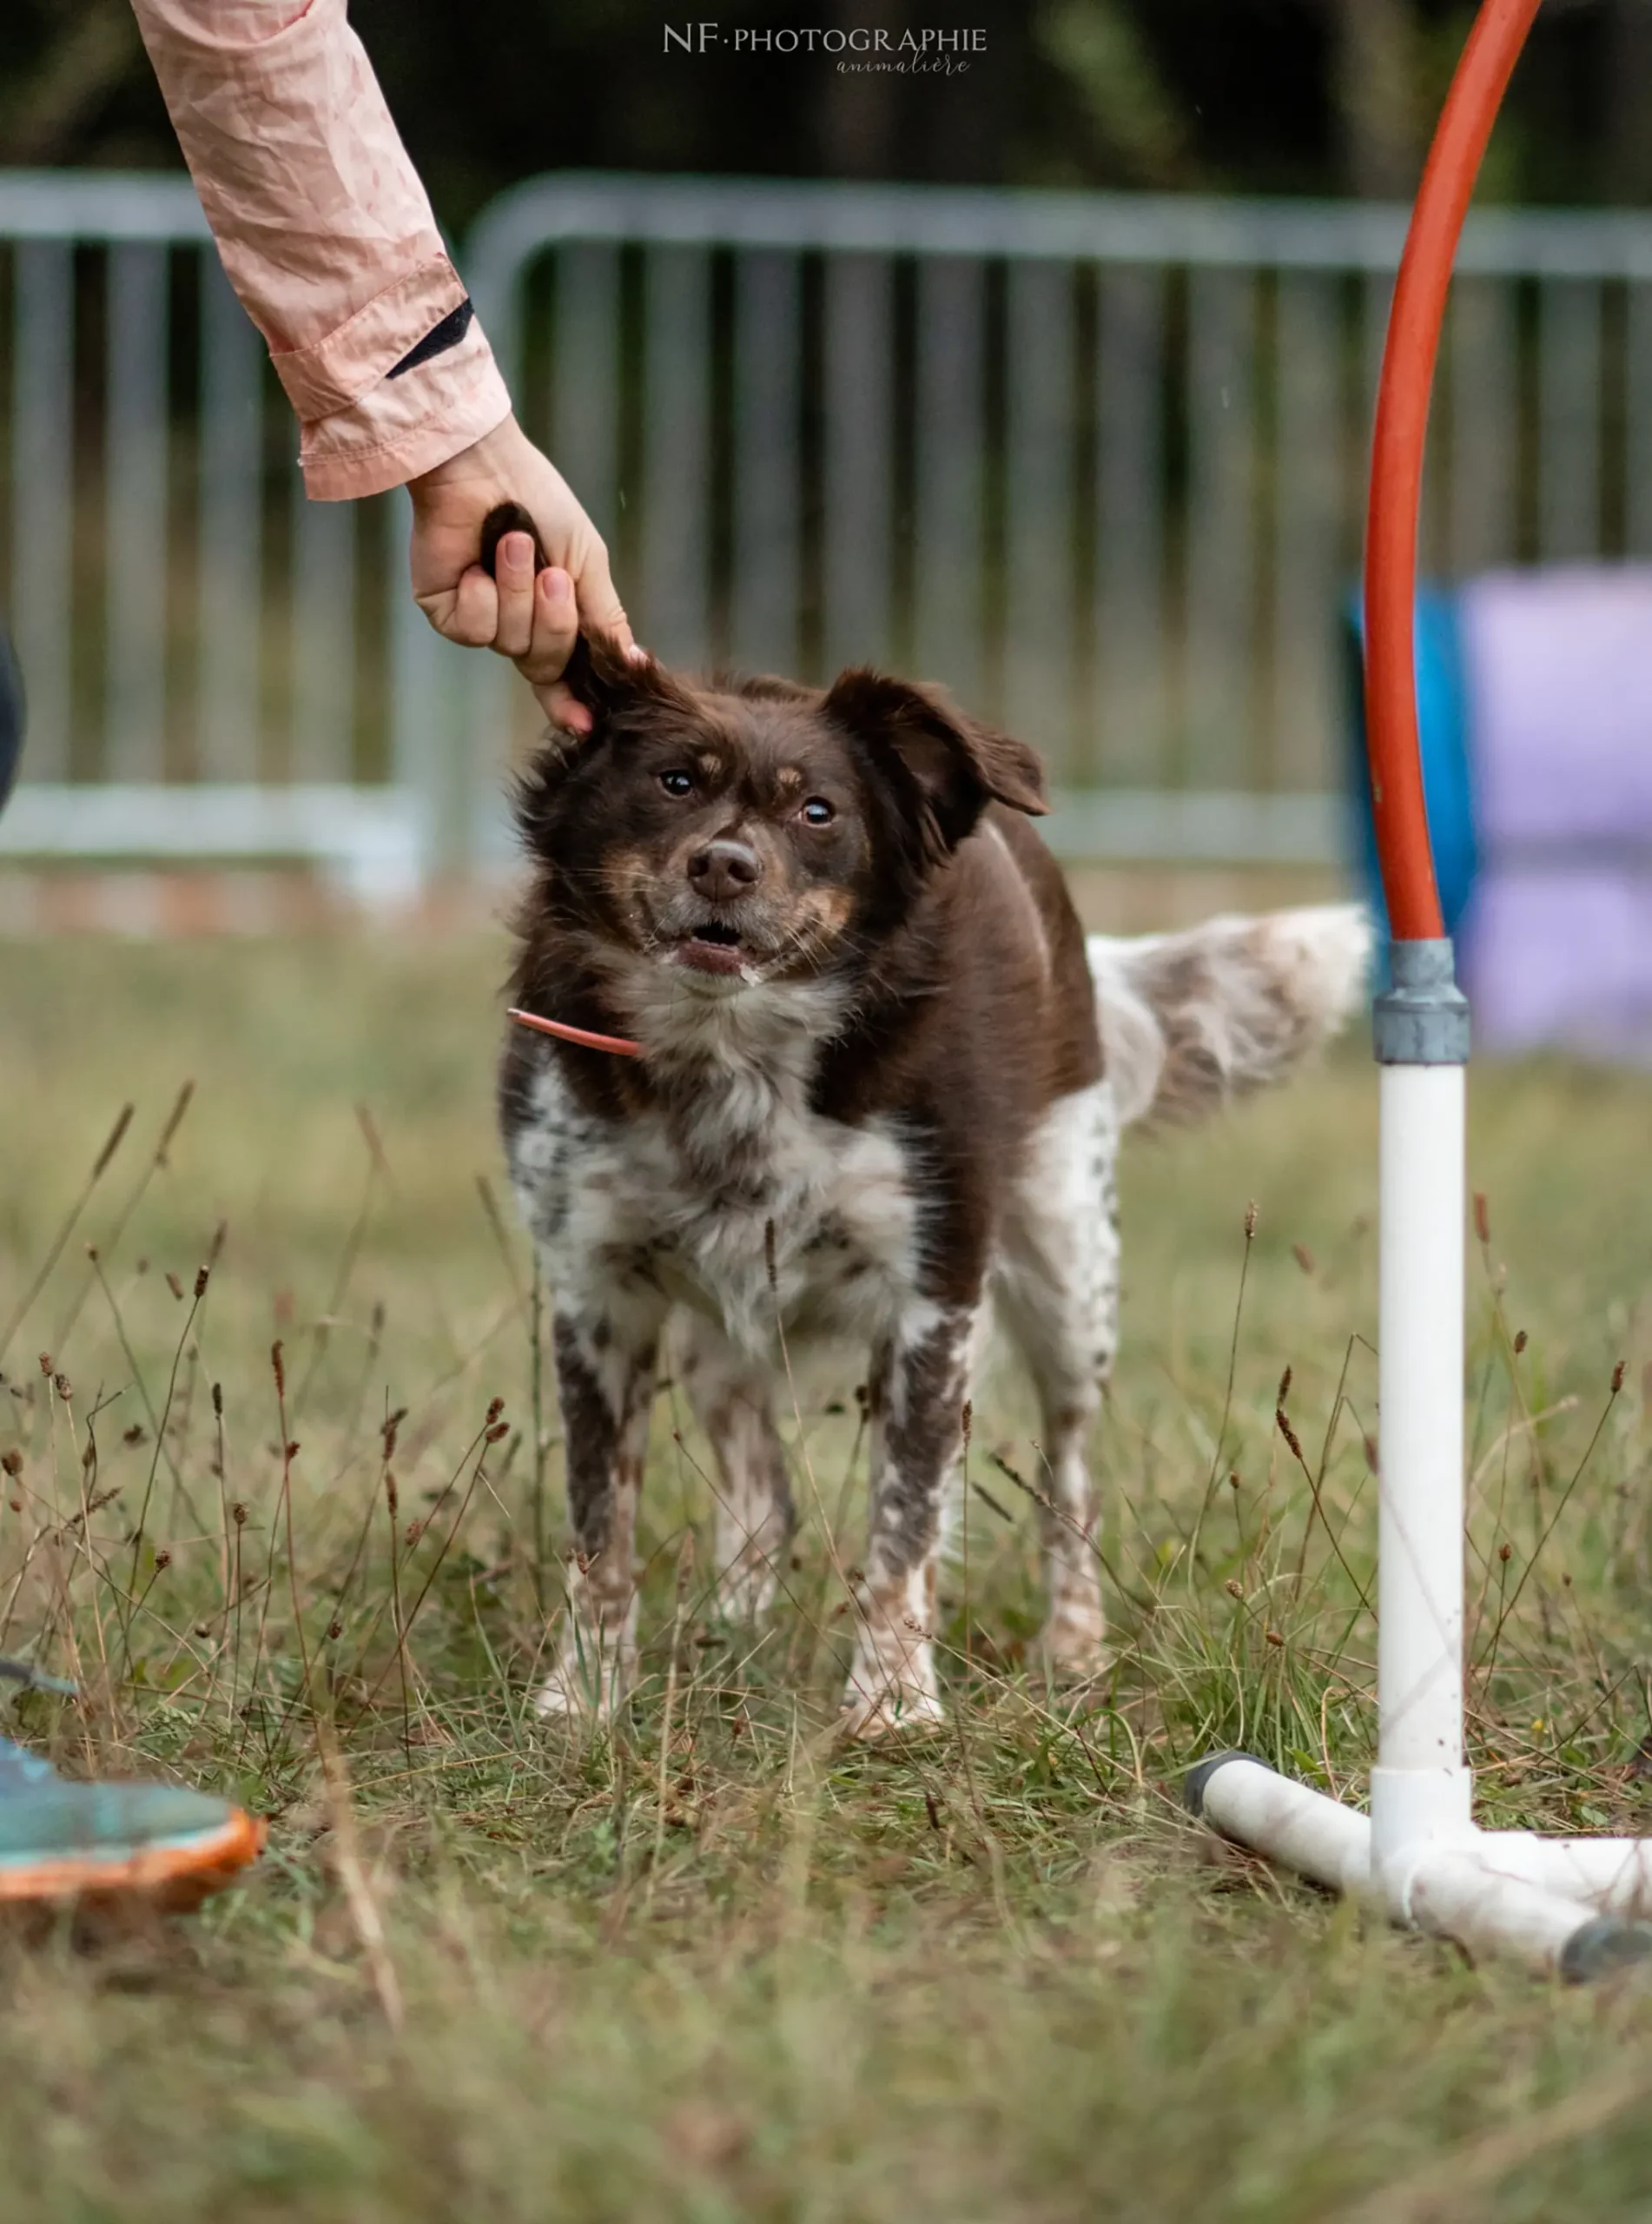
[499, 643, 1367, 1734]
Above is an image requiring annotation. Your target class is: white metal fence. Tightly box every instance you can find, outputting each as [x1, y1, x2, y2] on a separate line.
[0, 170, 423, 897]
[5, 169, 1652, 890]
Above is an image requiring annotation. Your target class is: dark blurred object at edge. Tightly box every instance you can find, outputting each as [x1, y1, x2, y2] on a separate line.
[0, 632, 21, 822]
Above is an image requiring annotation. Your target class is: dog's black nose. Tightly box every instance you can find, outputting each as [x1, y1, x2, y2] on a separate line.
[689, 837, 762, 904]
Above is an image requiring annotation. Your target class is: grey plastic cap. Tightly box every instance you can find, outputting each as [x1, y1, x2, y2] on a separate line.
[1558, 1917, 1652, 1985]
[1183, 1751, 1263, 1820]
[1372, 937, 1470, 1066]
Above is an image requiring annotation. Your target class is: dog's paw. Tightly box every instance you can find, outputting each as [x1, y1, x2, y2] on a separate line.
[837, 1679, 946, 1742]
[1040, 1599, 1109, 1683]
[1041, 1583, 1102, 1681]
[533, 1651, 632, 1724]
[841, 1577, 942, 1739]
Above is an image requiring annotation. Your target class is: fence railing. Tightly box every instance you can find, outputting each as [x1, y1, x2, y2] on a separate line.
[6, 170, 1652, 889]
[0, 169, 421, 896]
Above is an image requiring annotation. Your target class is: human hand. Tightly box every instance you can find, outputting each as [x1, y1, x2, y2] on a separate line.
[406, 413, 638, 732]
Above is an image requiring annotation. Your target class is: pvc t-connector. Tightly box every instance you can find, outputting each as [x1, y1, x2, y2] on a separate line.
[1373, 937, 1470, 1066]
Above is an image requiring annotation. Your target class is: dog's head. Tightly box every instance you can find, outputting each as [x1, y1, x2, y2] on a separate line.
[517, 639, 1048, 998]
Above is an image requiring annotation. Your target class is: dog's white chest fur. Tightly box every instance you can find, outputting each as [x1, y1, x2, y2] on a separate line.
[508, 1049, 919, 1355]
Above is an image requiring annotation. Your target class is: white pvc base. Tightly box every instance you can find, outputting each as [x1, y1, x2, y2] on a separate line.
[1192, 1756, 1652, 1978]
[1191, 1056, 1652, 1980]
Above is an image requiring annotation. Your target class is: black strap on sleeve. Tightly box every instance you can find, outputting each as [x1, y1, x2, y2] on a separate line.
[387, 295, 475, 381]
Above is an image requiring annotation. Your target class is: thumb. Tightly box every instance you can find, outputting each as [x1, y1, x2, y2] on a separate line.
[565, 532, 636, 658]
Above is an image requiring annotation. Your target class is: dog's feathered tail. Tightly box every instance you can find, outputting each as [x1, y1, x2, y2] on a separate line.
[1087, 904, 1372, 1130]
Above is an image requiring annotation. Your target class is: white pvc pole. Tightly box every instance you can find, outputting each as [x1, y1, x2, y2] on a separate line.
[1400, 1845, 1594, 1963]
[1185, 942, 1652, 1977]
[1371, 1060, 1474, 1880]
[1476, 1836, 1652, 1918]
[1194, 1757, 1373, 1900]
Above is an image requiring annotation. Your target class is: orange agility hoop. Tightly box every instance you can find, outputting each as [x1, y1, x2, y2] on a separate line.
[1190, 0, 1652, 1976]
[1362, 0, 1543, 943]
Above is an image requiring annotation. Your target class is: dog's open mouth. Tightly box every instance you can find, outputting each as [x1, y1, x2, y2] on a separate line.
[673, 921, 752, 977]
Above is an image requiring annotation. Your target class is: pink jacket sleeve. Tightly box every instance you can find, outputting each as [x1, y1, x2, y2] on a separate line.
[131, 0, 512, 500]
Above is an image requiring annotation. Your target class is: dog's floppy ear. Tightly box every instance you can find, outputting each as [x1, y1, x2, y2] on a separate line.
[479, 500, 649, 730]
[823, 669, 1047, 857]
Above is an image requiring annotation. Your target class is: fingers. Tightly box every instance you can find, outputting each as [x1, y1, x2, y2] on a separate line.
[413, 493, 647, 727]
[539, 678, 594, 735]
[565, 532, 638, 660]
[418, 564, 497, 647]
[492, 531, 539, 659]
[523, 568, 591, 728]
[416, 545, 565, 672]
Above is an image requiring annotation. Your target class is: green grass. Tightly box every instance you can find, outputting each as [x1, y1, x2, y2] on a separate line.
[2, 930, 1652, 2222]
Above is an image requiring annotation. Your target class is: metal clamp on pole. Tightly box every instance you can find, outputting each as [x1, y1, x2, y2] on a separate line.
[1373, 938, 1470, 1067]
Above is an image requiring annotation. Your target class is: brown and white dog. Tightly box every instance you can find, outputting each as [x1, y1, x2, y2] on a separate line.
[499, 630, 1368, 1736]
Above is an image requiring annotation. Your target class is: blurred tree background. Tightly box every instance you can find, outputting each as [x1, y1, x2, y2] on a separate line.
[0, 0, 1649, 216]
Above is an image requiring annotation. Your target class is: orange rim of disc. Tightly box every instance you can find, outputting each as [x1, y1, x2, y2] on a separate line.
[0, 1806, 267, 1904]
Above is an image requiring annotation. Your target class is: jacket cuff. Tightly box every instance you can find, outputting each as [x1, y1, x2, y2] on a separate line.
[297, 323, 513, 500]
[272, 254, 470, 421]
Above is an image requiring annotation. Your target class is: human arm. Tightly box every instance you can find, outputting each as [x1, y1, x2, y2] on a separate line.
[129, 0, 631, 722]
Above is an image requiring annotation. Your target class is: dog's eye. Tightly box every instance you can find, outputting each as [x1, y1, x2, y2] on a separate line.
[800, 798, 835, 826]
[659, 770, 695, 798]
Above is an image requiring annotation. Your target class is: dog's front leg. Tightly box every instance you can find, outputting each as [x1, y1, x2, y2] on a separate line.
[536, 1308, 658, 1723]
[841, 1301, 978, 1739]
